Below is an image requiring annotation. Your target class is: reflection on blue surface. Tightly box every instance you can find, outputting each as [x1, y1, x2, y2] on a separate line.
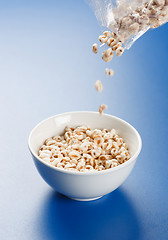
[39, 189, 141, 240]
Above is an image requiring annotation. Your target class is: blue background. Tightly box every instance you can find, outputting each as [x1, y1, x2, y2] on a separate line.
[0, 0, 168, 239]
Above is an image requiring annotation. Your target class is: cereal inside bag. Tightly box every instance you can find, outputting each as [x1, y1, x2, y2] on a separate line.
[87, 0, 168, 49]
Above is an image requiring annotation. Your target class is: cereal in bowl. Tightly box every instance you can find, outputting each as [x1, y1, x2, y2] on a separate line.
[38, 126, 130, 172]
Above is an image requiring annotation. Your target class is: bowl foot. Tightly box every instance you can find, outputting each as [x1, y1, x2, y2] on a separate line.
[69, 196, 103, 201]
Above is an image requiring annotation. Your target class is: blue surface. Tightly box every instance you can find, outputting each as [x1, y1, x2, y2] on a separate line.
[0, 0, 168, 239]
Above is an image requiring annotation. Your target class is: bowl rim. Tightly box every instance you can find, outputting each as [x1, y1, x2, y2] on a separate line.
[28, 111, 142, 175]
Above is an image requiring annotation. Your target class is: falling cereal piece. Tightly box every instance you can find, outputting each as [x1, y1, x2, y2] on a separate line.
[94, 80, 103, 92]
[92, 43, 98, 54]
[112, 42, 122, 51]
[102, 48, 114, 62]
[98, 35, 108, 43]
[105, 68, 114, 76]
[102, 54, 113, 62]
[116, 47, 124, 57]
[107, 38, 117, 47]
[99, 104, 107, 115]
[103, 31, 112, 38]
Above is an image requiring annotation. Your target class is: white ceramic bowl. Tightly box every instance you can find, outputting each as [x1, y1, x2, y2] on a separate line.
[28, 112, 142, 201]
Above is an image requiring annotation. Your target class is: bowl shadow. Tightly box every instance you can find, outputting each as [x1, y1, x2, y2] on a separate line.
[38, 188, 141, 240]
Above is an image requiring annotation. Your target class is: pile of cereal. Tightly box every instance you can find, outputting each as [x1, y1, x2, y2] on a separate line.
[38, 126, 130, 172]
[92, 30, 124, 61]
[111, 0, 168, 42]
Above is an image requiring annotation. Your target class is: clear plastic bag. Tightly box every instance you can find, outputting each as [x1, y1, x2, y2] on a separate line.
[87, 0, 168, 49]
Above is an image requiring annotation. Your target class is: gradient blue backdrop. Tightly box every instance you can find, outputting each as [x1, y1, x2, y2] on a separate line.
[0, 0, 168, 239]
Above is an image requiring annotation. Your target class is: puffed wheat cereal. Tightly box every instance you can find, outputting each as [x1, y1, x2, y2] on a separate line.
[105, 68, 114, 76]
[116, 47, 124, 57]
[94, 80, 103, 92]
[112, 42, 122, 51]
[92, 43, 98, 54]
[38, 126, 130, 172]
[99, 104, 107, 114]
[103, 30, 112, 38]
[107, 38, 117, 47]
[99, 35, 108, 43]
[102, 48, 114, 62]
